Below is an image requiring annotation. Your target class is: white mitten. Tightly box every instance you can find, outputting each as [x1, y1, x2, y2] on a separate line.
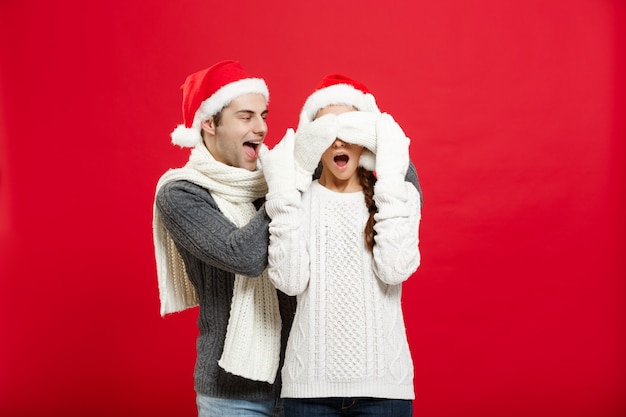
[294, 113, 338, 191]
[258, 128, 296, 197]
[336, 111, 378, 152]
[375, 113, 410, 185]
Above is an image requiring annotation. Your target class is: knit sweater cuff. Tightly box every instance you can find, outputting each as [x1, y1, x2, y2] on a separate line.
[373, 180, 411, 219]
[294, 163, 314, 192]
[265, 189, 301, 220]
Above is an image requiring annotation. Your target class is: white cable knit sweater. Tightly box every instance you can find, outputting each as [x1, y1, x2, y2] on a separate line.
[267, 180, 421, 400]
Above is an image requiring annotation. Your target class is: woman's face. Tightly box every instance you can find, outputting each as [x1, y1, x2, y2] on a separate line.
[316, 105, 364, 188]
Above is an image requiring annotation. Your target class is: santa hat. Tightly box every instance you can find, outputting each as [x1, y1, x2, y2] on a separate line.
[171, 60, 269, 147]
[300, 73, 380, 125]
[300, 73, 380, 170]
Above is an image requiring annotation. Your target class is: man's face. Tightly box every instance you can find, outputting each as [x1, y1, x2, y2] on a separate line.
[202, 93, 268, 171]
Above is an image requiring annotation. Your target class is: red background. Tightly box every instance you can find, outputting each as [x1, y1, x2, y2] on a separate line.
[1, 1, 625, 416]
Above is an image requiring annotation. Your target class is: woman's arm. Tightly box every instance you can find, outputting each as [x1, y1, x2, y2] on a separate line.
[372, 181, 422, 286]
[266, 193, 310, 296]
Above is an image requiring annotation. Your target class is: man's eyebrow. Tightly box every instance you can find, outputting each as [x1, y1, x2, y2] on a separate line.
[235, 109, 268, 116]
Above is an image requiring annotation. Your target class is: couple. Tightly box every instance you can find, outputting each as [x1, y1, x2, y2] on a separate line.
[153, 60, 422, 417]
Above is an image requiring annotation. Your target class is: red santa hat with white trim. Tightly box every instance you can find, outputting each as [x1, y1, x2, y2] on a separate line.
[299, 73, 380, 124]
[171, 60, 269, 147]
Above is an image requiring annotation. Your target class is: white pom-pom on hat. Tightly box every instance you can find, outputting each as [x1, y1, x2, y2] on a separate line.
[171, 124, 203, 148]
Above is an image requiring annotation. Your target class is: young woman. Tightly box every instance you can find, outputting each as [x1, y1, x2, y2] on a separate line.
[259, 74, 422, 417]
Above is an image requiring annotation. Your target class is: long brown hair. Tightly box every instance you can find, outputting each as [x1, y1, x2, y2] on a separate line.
[358, 166, 377, 253]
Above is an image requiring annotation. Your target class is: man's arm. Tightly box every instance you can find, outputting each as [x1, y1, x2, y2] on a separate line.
[156, 180, 270, 277]
[405, 160, 423, 207]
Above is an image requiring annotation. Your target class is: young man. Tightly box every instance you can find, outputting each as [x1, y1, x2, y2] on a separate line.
[152, 60, 295, 417]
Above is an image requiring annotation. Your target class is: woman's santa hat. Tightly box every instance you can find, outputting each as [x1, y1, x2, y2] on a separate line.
[171, 60, 269, 148]
[300, 73, 380, 125]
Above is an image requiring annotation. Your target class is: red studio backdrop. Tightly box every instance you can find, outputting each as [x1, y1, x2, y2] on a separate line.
[0, 1, 624, 416]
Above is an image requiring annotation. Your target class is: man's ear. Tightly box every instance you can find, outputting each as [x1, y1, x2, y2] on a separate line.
[201, 118, 216, 136]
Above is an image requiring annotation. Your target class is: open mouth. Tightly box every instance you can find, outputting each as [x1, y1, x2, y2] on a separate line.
[244, 141, 261, 158]
[334, 153, 349, 167]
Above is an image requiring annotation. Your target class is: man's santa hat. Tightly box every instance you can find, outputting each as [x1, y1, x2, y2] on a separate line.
[171, 60, 269, 148]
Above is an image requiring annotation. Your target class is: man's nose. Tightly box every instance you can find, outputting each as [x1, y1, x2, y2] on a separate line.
[253, 116, 267, 135]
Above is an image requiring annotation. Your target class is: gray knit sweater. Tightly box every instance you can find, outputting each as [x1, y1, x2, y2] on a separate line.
[156, 180, 296, 400]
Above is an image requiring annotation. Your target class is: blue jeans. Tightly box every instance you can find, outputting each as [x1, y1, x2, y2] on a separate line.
[197, 394, 284, 417]
[283, 398, 412, 417]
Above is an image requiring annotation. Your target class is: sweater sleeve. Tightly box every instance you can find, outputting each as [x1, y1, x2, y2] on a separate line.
[155, 180, 270, 277]
[406, 159, 423, 207]
[266, 191, 310, 296]
[371, 181, 421, 285]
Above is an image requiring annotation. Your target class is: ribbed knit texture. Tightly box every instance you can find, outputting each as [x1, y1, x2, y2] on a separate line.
[267, 180, 421, 400]
[153, 143, 283, 384]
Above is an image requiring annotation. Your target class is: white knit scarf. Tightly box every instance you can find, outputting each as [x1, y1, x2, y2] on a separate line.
[153, 143, 282, 383]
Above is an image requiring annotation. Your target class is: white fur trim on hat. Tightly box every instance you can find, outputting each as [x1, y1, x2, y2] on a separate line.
[359, 149, 376, 171]
[301, 84, 379, 123]
[195, 77, 269, 123]
[171, 78, 269, 148]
